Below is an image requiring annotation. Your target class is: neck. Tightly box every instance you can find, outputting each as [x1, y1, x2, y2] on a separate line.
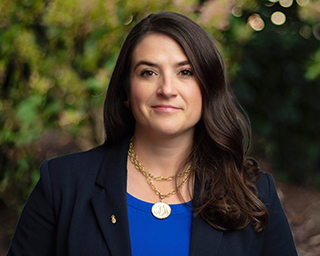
[131, 129, 193, 177]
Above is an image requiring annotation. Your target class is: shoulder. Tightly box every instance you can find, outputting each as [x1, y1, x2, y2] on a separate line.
[39, 146, 109, 186]
[38, 135, 130, 188]
[44, 147, 107, 171]
[255, 172, 275, 192]
[255, 172, 280, 210]
[254, 176, 298, 255]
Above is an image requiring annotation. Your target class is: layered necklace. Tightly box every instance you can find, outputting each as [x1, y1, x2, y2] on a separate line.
[128, 138, 191, 219]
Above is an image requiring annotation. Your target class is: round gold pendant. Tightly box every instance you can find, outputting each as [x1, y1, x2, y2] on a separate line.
[151, 201, 171, 219]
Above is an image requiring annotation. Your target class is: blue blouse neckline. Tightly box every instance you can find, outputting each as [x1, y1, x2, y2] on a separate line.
[127, 193, 192, 214]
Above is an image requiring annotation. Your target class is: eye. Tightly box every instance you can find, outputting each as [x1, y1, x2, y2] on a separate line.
[179, 69, 194, 76]
[140, 70, 155, 77]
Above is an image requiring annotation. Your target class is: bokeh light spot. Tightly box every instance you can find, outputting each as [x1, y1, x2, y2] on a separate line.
[271, 11, 286, 25]
[280, 0, 293, 8]
[265, 1, 275, 7]
[296, 0, 309, 6]
[124, 15, 133, 25]
[313, 23, 320, 41]
[248, 14, 265, 31]
[232, 5, 242, 17]
[300, 26, 312, 39]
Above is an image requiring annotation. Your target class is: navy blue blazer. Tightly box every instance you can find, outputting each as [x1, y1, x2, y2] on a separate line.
[8, 136, 297, 256]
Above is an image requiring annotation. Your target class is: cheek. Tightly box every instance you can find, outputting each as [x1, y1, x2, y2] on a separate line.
[190, 87, 203, 114]
[129, 82, 150, 114]
[130, 87, 143, 106]
[129, 79, 140, 105]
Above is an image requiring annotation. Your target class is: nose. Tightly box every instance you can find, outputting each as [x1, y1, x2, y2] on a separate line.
[157, 73, 178, 98]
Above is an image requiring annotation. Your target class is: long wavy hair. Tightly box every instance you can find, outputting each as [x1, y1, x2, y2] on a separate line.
[103, 11, 269, 232]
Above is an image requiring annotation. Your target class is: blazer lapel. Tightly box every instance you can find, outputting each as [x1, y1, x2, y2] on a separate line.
[189, 213, 223, 256]
[189, 181, 224, 256]
[91, 137, 132, 256]
[91, 136, 224, 256]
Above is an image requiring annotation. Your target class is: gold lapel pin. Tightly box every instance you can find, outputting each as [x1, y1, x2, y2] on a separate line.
[111, 215, 116, 224]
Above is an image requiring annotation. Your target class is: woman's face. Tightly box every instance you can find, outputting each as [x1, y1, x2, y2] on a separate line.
[129, 33, 202, 139]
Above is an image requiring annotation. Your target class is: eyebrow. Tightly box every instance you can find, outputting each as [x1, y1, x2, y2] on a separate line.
[133, 60, 191, 71]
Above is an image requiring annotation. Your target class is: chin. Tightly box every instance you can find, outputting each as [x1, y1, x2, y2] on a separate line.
[151, 126, 195, 139]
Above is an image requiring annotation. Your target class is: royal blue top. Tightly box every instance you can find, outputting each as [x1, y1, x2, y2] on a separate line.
[127, 193, 193, 256]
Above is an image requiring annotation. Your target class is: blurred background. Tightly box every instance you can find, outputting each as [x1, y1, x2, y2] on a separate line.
[0, 0, 319, 254]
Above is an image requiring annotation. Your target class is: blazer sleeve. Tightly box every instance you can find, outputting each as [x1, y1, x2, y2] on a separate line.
[7, 160, 56, 256]
[260, 173, 298, 256]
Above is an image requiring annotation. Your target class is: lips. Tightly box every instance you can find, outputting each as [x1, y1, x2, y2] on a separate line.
[151, 105, 181, 113]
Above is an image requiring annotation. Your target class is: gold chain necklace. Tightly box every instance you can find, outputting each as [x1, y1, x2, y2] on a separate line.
[128, 138, 191, 219]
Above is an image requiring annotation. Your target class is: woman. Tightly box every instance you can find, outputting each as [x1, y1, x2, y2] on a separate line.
[8, 11, 297, 255]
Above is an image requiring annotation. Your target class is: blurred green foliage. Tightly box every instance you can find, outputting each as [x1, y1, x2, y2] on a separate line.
[0, 0, 320, 222]
[229, 1, 320, 185]
[0, 0, 199, 213]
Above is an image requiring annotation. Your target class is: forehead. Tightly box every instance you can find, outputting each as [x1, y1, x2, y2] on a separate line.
[131, 33, 188, 62]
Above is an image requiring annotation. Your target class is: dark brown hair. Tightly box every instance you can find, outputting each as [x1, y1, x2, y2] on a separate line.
[103, 11, 269, 232]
